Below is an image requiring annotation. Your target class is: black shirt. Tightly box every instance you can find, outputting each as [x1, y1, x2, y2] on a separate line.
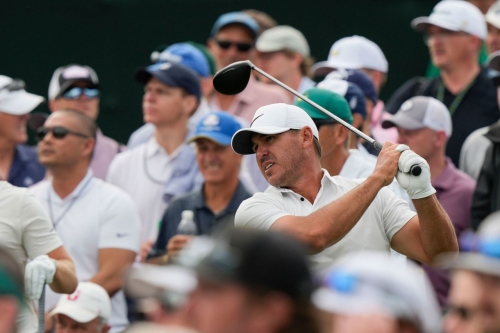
[386, 68, 500, 166]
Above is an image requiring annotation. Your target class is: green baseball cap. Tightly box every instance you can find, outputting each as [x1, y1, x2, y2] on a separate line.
[295, 88, 353, 125]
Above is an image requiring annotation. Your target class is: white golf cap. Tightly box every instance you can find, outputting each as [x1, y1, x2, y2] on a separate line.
[382, 96, 453, 138]
[486, 1, 500, 30]
[0, 75, 44, 116]
[48, 64, 99, 100]
[49, 282, 111, 323]
[411, 0, 487, 40]
[256, 25, 310, 57]
[231, 103, 319, 155]
[311, 36, 388, 76]
[312, 252, 441, 333]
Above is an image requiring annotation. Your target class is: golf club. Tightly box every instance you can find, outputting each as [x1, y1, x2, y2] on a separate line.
[213, 60, 421, 176]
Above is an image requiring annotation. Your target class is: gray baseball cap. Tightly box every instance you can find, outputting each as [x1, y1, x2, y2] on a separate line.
[256, 25, 310, 57]
[382, 96, 452, 138]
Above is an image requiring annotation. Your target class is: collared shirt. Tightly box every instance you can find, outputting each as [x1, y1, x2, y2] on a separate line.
[423, 158, 476, 307]
[7, 144, 45, 187]
[0, 181, 62, 333]
[235, 169, 415, 273]
[209, 76, 289, 123]
[90, 129, 125, 180]
[150, 181, 252, 258]
[106, 136, 202, 242]
[29, 170, 141, 333]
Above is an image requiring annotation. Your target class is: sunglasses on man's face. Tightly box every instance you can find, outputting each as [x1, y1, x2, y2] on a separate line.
[62, 87, 100, 100]
[215, 40, 253, 52]
[36, 126, 89, 141]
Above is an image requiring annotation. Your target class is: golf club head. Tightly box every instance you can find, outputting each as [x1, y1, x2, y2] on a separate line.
[213, 60, 253, 95]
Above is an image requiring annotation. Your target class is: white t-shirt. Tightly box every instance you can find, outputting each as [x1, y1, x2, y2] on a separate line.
[107, 137, 178, 242]
[0, 181, 63, 333]
[29, 171, 141, 333]
[235, 170, 416, 273]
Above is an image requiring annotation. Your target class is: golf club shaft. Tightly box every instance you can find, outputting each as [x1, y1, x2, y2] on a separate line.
[251, 65, 382, 150]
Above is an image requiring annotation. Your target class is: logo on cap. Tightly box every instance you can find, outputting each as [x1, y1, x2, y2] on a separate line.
[401, 100, 413, 112]
[159, 62, 172, 71]
[331, 49, 340, 57]
[203, 114, 219, 126]
[159, 52, 182, 63]
[349, 96, 358, 109]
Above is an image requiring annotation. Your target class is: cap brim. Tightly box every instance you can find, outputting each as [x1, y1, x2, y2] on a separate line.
[311, 61, 338, 76]
[27, 112, 49, 131]
[50, 303, 98, 323]
[125, 264, 197, 299]
[411, 17, 461, 33]
[188, 133, 232, 146]
[0, 91, 44, 115]
[439, 252, 500, 277]
[135, 67, 178, 88]
[381, 114, 425, 130]
[231, 126, 290, 155]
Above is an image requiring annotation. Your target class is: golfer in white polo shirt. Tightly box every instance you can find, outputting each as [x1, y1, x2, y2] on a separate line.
[29, 109, 141, 333]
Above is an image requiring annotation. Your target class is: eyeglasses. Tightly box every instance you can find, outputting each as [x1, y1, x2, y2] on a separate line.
[459, 230, 500, 259]
[61, 87, 100, 100]
[215, 40, 253, 52]
[36, 126, 89, 141]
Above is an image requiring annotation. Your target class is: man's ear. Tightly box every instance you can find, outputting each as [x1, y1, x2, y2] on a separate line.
[182, 95, 198, 116]
[435, 131, 448, 150]
[301, 126, 315, 149]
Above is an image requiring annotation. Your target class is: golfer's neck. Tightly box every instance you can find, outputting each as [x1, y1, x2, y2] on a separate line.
[289, 166, 324, 204]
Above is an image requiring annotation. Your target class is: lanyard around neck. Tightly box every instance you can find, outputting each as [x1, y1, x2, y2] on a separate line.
[437, 79, 474, 116]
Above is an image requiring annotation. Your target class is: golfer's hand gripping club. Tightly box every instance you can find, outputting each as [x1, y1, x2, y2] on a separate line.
[213, 61, 422, 176]
[395, 145, 436, 200]
[25, 255, 57, 300]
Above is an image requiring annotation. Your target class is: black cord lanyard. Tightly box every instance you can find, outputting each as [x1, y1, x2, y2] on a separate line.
[437, 80, 474, 116]
[47, 176, 93, 228]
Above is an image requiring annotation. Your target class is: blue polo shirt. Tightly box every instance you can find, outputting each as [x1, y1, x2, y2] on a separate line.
[149, 181, 252, 258]
[7, 145, 45, 187]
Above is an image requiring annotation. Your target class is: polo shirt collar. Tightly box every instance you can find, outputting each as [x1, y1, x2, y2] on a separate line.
[50, 169, 94, 201]
[195, 181, 250, 212]
[233, 75, 259, 105]
[432, 157, 456, 191]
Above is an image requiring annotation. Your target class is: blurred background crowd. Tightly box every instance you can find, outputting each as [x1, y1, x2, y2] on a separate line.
[3, 0, 500, 333]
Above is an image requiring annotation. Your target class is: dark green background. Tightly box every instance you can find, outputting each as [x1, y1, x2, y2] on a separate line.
[3, 0, 436, 144]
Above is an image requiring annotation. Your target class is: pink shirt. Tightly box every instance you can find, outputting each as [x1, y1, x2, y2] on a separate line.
[371, 100, 398, 144]
[90, 130, 125, 180]
[210, 76, 289, 123]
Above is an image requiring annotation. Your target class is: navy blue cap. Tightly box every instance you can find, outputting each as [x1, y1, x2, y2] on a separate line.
[188, 111, 242, 146]
[210, 12, 259, 38]
[325, 69, 377, 104]
[135, 62, 201, 101]
[156, 43, 210, 78]
[317, 78, 367, 119]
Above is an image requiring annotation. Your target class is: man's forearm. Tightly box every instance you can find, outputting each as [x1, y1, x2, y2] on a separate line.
[413, 194, 458, 260]
[49, 259, 77, 294]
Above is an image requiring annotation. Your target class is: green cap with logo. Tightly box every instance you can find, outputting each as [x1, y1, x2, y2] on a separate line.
[294, 88, 353, 125]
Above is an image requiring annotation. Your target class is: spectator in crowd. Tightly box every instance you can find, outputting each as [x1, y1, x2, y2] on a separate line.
[386, 0, 499, 167]
[107, 62, 202, 261]
[311, 35, 395, 145]
[207, 11, 288, 123]
[469, 0, 497, 14]
[486, 1, 500, 54]
[232, 103, 458, 273]
[172, 228, 321, 333]
[50, 282, 112, 333]
[29, 110, 141, 333]
[443, 211, 500, 333]
[254, 25, 315, 101]
[1, 178, 77, 332]
[128, 42, 214, 149]
[443, 269, 484, 333]
[48, 64, 125, 180]
[0, 247, 25, 333]
[0, 75, 45, 187]
[316, 70, 378, 160]
[312, 251, 441, 333]
[383, 96, 476, 306]
[147, 111, 252, 264]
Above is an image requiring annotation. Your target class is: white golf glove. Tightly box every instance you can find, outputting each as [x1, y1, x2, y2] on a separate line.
[395, 145, 436, 200]
[25, 255, 57, 300]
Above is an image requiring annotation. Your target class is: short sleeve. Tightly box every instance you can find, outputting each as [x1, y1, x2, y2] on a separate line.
[21, 192, 63, 259]
[235, 194, 289, 230]
[378, 188, 416, 240]
[98, 191, 141, 253]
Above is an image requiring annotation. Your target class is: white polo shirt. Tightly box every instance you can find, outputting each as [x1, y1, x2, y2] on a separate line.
[29, 171, 141, 333]
[235, 170, 416, 273]
[106, 137, 179, 242]
[0, 181, 63, 333]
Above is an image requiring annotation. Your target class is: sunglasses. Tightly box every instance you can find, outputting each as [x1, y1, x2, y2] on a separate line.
[215, 40, 253, 52]
[36, 126, 89, 141]
[62, 87, 100, 100]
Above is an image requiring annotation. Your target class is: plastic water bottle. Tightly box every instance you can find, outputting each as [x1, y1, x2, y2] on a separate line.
[177, 210, 197, 235]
